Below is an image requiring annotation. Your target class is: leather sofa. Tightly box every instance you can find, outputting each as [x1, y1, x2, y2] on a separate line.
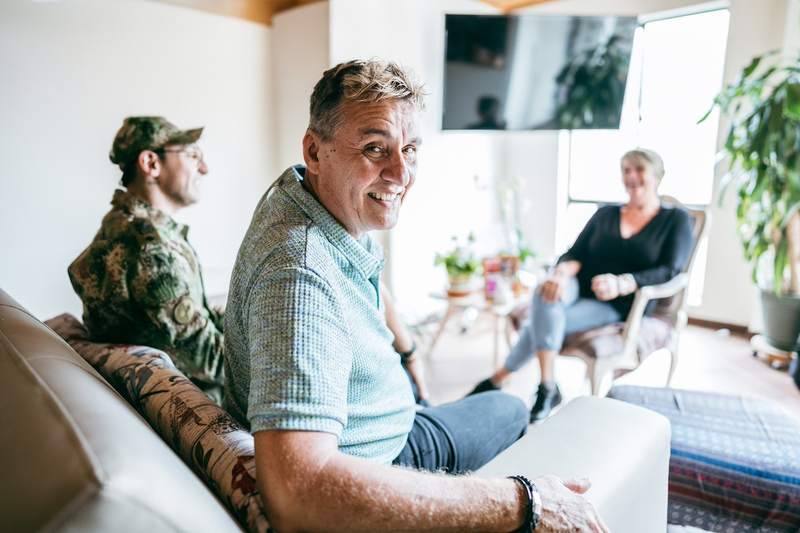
[1, 287, 672, 532]
[0, 289, 243, 532]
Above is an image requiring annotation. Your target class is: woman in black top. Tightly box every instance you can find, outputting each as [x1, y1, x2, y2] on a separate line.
[469, 148, 694, 422]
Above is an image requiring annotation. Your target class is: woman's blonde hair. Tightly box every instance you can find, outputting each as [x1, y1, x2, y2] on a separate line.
[621, 148, 665, 181]
[308, 59, 426, 141]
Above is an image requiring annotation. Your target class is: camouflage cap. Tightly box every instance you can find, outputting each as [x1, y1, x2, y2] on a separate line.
[109, 116, 203, 170]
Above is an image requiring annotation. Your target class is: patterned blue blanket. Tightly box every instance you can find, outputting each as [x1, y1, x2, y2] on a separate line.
[609, 385, 800, 532]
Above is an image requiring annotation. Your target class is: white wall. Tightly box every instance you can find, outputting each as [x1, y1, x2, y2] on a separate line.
[785, 0, 800, 54]
[0, 0, 274, 319]
[271, 2, 330, 173]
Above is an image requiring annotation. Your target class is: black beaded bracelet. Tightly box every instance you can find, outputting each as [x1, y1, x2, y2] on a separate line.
[508, 475, 541, 532]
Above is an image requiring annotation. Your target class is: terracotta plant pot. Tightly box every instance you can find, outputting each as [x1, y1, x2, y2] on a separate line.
[447, 274, 478, 297]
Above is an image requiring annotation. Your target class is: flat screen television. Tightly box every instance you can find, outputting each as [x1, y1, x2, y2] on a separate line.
[443, 14, 639, 131]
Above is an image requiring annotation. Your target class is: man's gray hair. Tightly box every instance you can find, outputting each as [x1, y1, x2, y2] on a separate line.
[621, 147, 666, 181]
[308, 59, 425, 140]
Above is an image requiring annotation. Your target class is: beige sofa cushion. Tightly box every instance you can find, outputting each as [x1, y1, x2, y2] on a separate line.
[45, 313, 269, 533]
[0, 289, 242, 532]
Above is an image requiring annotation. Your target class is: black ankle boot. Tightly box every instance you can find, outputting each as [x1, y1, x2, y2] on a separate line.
[466, 377, 499, 396]
[529, 383, 562, 423]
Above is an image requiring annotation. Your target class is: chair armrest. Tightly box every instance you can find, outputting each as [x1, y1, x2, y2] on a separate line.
[619, 273, 689, 364]
[638, 273, 689, 300]
[477, 396, 670, 533]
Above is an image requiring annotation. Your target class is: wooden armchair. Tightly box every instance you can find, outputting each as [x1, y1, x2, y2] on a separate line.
[559, 197, 709, 395]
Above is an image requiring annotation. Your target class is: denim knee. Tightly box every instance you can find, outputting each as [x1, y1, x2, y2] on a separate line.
[530, 293, 566, 352]
[532, 287, 563, 310]
[483, 390, 528, 436]
[509, 395, 529, 435]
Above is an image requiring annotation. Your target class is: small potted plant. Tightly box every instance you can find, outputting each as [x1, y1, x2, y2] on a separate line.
[435, 234, 481, 296]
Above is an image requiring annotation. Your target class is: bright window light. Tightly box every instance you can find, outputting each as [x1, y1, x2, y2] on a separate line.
[560, 8, 730, 306]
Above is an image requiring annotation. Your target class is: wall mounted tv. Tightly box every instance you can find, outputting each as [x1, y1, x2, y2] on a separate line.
[443, 14, 639, 131]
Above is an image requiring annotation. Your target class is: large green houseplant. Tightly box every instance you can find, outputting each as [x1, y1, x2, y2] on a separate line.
[703, 51, 800, 350]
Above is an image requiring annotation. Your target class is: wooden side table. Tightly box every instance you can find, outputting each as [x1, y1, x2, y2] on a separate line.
[427, 290, 529, 369]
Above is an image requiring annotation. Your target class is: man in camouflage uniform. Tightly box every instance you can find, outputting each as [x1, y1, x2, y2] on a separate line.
[69, 116, 224, 403]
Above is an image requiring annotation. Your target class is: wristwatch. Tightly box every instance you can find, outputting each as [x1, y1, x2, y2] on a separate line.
[398, 342, 417, 362]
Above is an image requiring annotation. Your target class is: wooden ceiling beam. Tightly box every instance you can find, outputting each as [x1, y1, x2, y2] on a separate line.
[150, 0, 554, 25]
[147, 0, 325, 26]
[478, 0, 557, 14]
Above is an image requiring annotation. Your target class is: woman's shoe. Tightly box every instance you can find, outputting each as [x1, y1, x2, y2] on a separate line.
[529, 383, 562, 423]
[466, 377, 500, 396]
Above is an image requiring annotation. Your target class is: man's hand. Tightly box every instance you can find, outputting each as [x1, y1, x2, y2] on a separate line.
[539, 273, 569, 303]
[535, 475, 609, 533]
[590, 274, 619, 301]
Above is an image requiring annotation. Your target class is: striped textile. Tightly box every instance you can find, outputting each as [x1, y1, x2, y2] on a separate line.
[608, 385, 800, 532]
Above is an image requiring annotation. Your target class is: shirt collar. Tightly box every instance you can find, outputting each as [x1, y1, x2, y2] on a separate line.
[279, 165, 384, 280]
[111, 189, 189, 239]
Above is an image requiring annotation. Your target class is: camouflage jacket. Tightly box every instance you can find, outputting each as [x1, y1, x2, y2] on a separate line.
[68, 190, 224, 401]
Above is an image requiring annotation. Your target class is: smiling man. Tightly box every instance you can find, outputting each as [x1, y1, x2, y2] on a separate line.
[69, 116, 225, 403]
[224, 60, 607, 532]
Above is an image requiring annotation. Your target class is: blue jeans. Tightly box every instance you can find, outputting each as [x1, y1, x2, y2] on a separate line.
[392, 391, 528, 474]
[504, 277, 622, 373]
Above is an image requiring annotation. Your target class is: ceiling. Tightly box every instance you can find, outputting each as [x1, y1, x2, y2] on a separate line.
[149, 0, 323, 25]
[476, 0, 556, 13]
[149, 0, 556, 25]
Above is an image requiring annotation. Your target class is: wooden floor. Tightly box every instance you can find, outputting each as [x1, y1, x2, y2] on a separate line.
[422, 319, 800, 422]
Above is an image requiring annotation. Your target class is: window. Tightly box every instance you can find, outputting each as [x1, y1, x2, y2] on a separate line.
[559, 8, 730, 305]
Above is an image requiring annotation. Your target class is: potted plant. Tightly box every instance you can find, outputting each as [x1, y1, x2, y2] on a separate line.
[435, 234, 482, 296]
[702, 51, 800, 351]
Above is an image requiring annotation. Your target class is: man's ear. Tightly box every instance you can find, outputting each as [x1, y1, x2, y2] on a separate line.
[303, 130, 323, 174]
[137, 150, 162, 183]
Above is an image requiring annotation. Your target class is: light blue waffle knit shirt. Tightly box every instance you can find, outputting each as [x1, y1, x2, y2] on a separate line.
[223, 165, 416, 463]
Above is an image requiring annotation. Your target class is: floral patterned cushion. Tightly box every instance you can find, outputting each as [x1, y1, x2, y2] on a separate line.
[45, 314, 270, 533]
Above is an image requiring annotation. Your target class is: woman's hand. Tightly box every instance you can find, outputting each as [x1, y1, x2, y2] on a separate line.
[539, 273, 569, 303]
[591, 274, 620, 301]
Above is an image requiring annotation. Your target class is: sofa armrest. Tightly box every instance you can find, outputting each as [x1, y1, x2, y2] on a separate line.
[477, 396, 670, 533]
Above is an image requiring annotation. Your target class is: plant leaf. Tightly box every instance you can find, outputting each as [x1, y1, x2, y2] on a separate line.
[785, 82, 800, 121]
[774, 234, 789, 294]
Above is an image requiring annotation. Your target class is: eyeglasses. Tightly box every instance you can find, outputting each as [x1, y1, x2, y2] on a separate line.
[156, 147, 204, 164]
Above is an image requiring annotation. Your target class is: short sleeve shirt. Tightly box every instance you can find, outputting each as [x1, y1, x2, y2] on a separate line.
[223, 166, 416, 463]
